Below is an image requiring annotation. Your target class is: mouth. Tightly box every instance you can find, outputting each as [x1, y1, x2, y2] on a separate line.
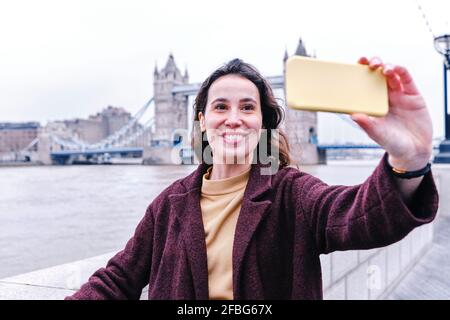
[221, 132, 248, 145]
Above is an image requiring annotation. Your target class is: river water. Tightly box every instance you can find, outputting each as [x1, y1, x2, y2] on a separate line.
[0, 161, 380, 278]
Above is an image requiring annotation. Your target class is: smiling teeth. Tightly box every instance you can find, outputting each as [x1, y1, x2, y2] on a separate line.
[224, 134, 244, 141]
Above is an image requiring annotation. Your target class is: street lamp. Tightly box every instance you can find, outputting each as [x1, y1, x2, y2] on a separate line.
[434, 34, 450, 163]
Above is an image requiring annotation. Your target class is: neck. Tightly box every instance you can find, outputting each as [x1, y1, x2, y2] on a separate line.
[209, 154, 254, 180]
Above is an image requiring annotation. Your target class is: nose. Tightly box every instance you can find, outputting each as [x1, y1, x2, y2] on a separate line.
[224, 108, 242, 128]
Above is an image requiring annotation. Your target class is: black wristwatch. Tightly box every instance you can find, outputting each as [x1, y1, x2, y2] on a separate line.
[384, 156, 431, 179]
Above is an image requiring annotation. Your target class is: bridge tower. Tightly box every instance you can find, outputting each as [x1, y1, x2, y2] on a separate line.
[143, 53, 189, 164]
[36, 129, 52, 165]
[153, 53, 189, 144]
[283, 38, 319, 165]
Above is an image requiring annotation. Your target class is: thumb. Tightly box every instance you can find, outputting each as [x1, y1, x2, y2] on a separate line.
[350, 113, 384, 144]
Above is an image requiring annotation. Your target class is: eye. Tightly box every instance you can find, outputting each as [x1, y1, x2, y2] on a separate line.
[242, 104, 255, 111]
[214, 103, 227, 110]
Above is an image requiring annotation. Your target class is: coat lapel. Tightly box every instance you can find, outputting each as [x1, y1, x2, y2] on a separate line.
[232, 162, 273, 299]
[170, 163, 209, 299]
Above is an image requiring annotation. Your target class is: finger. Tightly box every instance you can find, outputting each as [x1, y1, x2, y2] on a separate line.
[350, 113, 385, 145]
[382, 63, 395, 75]
[393, 65, 419, 95]
[358, 56, 369, 65]
[383, 65, 402, 91]
[387, 73, 402, 91]
[369, 57, 383, 70]
[350, 113, 375, 129]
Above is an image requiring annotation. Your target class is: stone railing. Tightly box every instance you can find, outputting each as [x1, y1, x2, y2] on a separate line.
[322, 171, 443, 299]
[322, 222, 434, 299]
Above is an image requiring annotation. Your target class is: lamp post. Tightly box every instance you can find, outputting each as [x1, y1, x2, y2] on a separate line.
[434, 34, 450, 163]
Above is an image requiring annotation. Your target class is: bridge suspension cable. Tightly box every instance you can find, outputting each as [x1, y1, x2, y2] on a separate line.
[90, 97, 155, 149]
[48, 134, 85, 150]
[335, 114, 361, 130]
[20, 137, 39, 152]
[43, 96, 155, 152]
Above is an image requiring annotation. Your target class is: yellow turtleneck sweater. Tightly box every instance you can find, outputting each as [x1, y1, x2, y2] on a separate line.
[200, 165, 251, 300]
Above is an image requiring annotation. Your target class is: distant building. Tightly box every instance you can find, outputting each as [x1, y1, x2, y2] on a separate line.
[58, 106, 134, 144]
[89, 106, 133, 137]
[62, 118, 104, 144]
[0, 122, 40, 153]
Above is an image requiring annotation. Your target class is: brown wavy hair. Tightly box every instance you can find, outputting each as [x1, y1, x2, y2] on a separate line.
[191, 58, 292, 168]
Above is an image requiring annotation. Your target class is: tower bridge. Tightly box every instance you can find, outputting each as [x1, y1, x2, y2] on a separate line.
[26, 39, 357, 165]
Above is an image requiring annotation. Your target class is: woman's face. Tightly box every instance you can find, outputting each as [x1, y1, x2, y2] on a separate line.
[198, 74, 263, 164]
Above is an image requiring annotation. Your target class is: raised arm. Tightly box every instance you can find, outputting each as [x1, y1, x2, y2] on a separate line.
[293, 55, 439, 253]
[65, 203, 155, 300]
[292, 153, 439, 254]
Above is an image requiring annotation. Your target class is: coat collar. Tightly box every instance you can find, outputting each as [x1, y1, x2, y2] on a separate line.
[179, 161, 273, 200]
[169, 161, 274, 299]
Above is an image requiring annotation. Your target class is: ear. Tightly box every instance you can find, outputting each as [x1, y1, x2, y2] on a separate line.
[198, 112, 206, 132]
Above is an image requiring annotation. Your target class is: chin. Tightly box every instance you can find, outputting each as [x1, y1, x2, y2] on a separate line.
[217, 150, 254, 165]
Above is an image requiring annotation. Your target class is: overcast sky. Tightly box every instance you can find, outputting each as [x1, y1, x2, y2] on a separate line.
[0, 0, 449, 143]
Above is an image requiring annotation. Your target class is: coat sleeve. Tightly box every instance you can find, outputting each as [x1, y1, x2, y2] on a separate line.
[292, 153, 439, 254]
[65, 203, 155, 300]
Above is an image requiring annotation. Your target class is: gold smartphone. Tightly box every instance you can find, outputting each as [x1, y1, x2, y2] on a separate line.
[285, 56, 389, 117]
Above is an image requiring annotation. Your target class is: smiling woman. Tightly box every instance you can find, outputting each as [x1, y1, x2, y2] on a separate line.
[200, 78, 263, 169]
[66, 58, 439, 300]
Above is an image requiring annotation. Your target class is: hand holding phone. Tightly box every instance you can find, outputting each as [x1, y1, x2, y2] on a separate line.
[286, 55, 433, 171]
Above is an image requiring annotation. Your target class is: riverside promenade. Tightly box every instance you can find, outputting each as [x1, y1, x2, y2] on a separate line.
[387, 214, 450, 299]
[1, 163, 449, 300]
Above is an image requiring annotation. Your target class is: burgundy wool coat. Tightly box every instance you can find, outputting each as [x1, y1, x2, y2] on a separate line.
[66, 153, 438, 300]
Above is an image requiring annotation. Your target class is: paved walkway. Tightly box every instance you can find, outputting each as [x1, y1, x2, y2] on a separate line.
[387, 214, 450, 299]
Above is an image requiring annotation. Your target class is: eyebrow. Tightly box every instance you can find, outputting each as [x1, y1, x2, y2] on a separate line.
[211, 97, 257, 104]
